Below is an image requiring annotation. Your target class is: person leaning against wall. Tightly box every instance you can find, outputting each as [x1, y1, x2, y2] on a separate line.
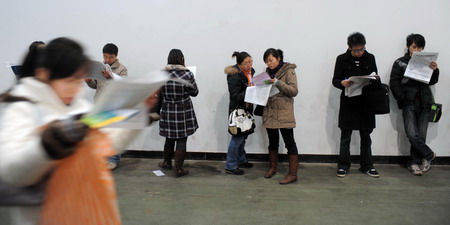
[332, 32, 380, 178]
[85, 43, 128, 170]
[224, 51, 255, 175]
[261, 48, 299, 185]
[389, 34, 439, 176]
[158, 49, 199, 177]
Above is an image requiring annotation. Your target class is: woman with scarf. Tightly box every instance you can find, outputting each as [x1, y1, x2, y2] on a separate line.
[261, 48, 299, 184]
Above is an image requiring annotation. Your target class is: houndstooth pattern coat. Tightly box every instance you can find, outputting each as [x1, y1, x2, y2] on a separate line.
[159, 65, 199, 139]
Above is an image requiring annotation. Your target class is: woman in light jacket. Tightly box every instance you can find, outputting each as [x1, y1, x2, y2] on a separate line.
[224, 51, 255, 175]
[261, 48, 299, 184]
[0, 37, 156, 225]
[158, 49, 199, 177]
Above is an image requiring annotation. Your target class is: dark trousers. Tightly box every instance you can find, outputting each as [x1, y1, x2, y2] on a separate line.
[402, 103, 434, 166]
[164, 137, 187, 152]
[266, 128, 298, 155]
[338, 128, 374, 171]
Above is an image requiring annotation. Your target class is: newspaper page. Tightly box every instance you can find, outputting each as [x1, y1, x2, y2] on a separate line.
[404, 52, 439, 84]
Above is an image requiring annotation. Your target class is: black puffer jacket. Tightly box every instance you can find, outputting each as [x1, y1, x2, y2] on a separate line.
[332, 49, 378, 130]
[225, 64, 255, 115]
[389, 53, 439, 109]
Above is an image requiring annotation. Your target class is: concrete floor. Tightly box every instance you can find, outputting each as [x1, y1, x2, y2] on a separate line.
[1, 158, 450, 225]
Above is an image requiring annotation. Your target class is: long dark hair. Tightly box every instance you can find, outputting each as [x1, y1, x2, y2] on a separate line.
[167, 49, 185, 66]
[20, 37, 89, 80]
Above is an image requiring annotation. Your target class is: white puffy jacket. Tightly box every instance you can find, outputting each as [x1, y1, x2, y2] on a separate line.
[0, 77, 140, 225]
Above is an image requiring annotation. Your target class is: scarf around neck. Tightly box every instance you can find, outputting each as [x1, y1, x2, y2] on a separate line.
[266, 61, 284, 78]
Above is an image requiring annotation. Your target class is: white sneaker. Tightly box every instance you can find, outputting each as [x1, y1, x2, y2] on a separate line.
[420, 152, 436, 172]
[408, 164, 422, 176]
[107, 161, 118, 170]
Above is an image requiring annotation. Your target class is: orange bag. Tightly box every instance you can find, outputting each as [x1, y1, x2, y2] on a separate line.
[40, 129, 121, 225]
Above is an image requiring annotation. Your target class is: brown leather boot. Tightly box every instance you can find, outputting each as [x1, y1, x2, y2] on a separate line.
[174, 150, 189, 177]
[279, 155, 298, 184]
[264, 151, 278, 178]
[158, 147, 174, 170]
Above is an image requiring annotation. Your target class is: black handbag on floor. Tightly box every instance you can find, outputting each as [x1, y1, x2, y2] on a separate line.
[362, 82, 390, 115]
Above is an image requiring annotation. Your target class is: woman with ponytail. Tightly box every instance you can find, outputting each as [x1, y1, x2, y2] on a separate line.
[261, 48, 299, 184]
[224, 51, 255, 175]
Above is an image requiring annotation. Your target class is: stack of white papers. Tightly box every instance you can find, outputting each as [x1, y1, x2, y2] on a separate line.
[84, 70, 169, 128]
[345, 72, 377, 97]
[244, 72, 279, 106]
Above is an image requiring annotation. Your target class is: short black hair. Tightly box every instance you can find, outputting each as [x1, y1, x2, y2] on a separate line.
[20, 37, 89, 80]
[347, 32, 366, 47]
[263, 48, 284, 62]
[406, 33, 425, 49]
[103, 43, 118, 55]
[167, 49, 185, 66]
[232, 51, 251, 65]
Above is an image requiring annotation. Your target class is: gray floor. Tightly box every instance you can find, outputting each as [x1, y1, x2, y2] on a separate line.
[1, 158, 450, 225]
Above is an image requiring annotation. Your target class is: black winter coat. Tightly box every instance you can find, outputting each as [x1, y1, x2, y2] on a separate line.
[389, 53, 439, 109]
[225, 65, 255, 115]
[332, 50, 378, 130]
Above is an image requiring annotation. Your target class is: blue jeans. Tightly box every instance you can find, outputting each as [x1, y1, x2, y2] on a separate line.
[402, 102, 434, 166]
[225, 135, 249, 170]
[108, 154, 121, 164]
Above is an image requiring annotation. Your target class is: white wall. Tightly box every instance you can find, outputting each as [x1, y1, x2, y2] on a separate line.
[1, 0, 449, 156]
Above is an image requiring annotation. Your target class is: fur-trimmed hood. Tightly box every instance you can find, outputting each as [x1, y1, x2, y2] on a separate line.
[224, 65, 255, 76]
[224, 65, 240, 75]
[279, 63, 297, 74]
[164, 64, 189, 71]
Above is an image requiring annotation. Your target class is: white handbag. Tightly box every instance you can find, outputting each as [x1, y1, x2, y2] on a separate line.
[228, 109, 255, 135]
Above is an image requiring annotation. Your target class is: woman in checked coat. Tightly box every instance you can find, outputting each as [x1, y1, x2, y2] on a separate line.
[158, 49, 199, 177]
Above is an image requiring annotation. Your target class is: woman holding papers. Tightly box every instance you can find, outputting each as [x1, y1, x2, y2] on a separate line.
[224, 51, 255, 175]
[0, 38, 153, 225]
[389, 34, 439, 176]
[158, 49, 199, 177]
[332, 32, 380, 178]
[261, 48, 299, 184]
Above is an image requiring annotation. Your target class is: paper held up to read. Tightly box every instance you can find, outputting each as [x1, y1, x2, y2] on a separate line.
[87, 61, 123, 81]
[345, 72, 377, 97]
[244, 72, 279, 106]
[404, 52, 439, 84]
[81, 70, 170, 129]
[251, 72, 271, 85]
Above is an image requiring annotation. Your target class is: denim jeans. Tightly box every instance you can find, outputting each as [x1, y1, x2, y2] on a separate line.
[108, 154, 121, 164]
[266, 128, 298, 155]
[338, 128, 374, 171]
[225, 135, 249, 170]
[402, 102, 434, 166]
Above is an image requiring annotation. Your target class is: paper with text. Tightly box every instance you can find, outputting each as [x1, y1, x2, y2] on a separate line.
[404, 52, 439, 84]
[84, 70, 169, 128]
[345, 72, 377, 97]
[244, 84, 279, 106]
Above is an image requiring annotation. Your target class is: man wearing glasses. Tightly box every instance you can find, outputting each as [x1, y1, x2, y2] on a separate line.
[332, 32, 380, 178]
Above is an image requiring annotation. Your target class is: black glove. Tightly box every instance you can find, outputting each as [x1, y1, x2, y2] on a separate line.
[41, 117, 89, 160]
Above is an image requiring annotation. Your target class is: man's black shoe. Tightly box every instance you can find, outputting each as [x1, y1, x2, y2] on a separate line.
[225, 168, 244, 175]
[238, 162, 254, 168]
